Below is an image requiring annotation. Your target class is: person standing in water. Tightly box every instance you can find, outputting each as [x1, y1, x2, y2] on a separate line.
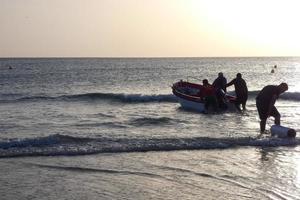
[256, 83, 288, 133]
[213, 72, 227, 93]
[213, 72, 227, 109]
[226, 73, 248, 111]
[202, 79, 217, 112]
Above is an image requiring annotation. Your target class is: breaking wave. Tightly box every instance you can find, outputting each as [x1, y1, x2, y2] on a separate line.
[280, 92, 300, 101]
[0, 92, 177, 103]
[0, 134, 299, 158]
[229, 90, 300, 101]
[1, 91, 300, 104]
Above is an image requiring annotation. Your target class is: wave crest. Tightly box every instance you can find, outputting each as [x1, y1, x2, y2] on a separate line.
[231, 91, 300, 101]
[1, 91, 300, 104]
[0, 92, 177, 103]
[280, 92, 300, 101]
[0, 134, 299, 158]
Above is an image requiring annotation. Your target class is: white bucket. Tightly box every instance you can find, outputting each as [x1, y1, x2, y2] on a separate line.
[270, 125, 296, 138]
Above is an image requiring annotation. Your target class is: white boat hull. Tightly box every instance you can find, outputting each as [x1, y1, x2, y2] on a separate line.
[176, 97, 205, 112]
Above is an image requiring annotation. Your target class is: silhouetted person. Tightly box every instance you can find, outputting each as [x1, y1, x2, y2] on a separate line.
[213, 72, 227, 92]
[202, 79, 217, 112]
[256, 83, 288, 133]
[226, 73, 248, 111]
[213, 72, 227, 109]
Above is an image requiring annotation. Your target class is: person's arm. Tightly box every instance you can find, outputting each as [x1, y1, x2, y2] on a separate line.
[267, 94, 277, 116]
[212, 79, 217, 87]
[226, 79, 235, 87]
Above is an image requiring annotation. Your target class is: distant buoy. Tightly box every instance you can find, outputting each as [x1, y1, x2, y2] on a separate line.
[271, 69, 275, 73]
[270, 125, 296, 138]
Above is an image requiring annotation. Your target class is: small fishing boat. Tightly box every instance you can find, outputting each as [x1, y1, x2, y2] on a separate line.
[172, 80, 237, 112]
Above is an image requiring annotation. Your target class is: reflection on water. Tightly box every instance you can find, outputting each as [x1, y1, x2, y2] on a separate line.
[256, 147, 300, 199]
[0, 147, 300, 199]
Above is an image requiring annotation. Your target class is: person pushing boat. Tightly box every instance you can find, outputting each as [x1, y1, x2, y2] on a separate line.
[213, 72, 227, 110]
[226, 73, 248, 111]
[202, 79, 217, 112]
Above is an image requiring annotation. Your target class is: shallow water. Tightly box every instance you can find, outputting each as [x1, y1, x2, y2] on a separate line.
[1, 147, 300, 200]
[0, 57, 300, 199]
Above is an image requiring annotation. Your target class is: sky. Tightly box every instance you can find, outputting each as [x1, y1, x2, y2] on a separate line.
[0, 0, 300, 57]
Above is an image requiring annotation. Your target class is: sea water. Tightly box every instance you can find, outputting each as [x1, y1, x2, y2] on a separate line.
[0, 57, 300, 199]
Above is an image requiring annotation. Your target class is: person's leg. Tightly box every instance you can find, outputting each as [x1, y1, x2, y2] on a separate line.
[270, 107, 281, 125]
[242, 103, 246, 110]
[216, 89, 226, 109]
[274, 116, 280, 125]
[260, 119, 267, 133]
[256, 100, 267, 132]
[241, 99, 247, 110]
[212, 96, 218, 111]
[216, 95, 222, 108]
[204, 98, 209, 110]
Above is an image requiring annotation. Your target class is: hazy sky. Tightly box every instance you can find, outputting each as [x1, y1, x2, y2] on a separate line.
[0, 0, 300, 57]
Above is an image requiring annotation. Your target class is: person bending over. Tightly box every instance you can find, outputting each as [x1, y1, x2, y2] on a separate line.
[256, 83, 288, 133]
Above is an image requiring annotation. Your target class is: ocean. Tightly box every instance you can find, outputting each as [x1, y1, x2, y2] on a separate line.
[0, 57, 300, 199]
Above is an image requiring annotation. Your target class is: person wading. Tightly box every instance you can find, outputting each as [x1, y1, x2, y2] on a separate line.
[226, 73, 248, 111]
[256, 83, 288, 133]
